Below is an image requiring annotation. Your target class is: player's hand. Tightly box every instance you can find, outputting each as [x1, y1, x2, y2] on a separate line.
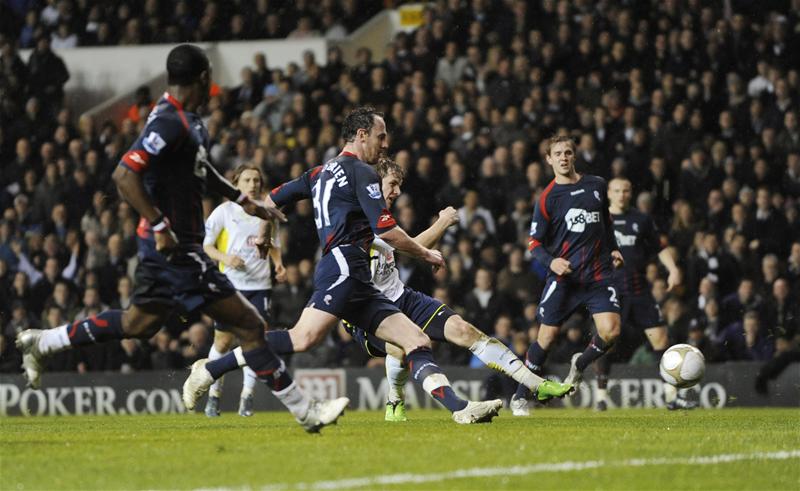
[254, 219, 275, 259]
[241, 195, 287, 223]
[154, 217, 179, 255]
[226, 254, 246, 270]
[274, 263, 287, 283]
[549, 258, 573, 276]
[611, 250, 625, 269]
[438, 207, 458, 227]
[666, 269, 682, 292]
[424, 248, 446, 272]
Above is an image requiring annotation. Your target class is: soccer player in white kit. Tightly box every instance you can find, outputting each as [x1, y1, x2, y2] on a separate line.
[202, 164, 286, 417]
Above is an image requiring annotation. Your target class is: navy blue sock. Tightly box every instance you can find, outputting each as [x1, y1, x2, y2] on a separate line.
[406, 347, 467, 412]
[242, 344, 293, 391]
[576, 335, 612, 372]
[595, 355, 611, 389]
[205, 351, 239, 380]
[68, 311, 124, 346]
[265, 330, 294, 355]
[515, 342, 546, 399]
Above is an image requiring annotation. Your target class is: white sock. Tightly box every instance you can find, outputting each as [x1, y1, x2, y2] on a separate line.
[233, 346, 247, 367]
[272, 381, 312, 420]
[664, 383, 678, 404]
[38, 325, 71, 355]
[385, 354, 407, 403]
[241, 366, 256, 398]
[596, 388, 608, 403]
[470, 335, 544, 390]
[208, 346, 226, 398]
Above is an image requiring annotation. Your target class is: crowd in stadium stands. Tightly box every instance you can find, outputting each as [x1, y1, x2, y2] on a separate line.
[1, 0, 380, 49]
[0, 1, 799, 385]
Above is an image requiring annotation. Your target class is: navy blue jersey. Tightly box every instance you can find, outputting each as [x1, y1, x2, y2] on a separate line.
[119, 92, 210, 249]
[528, 175, 618, 285]
[611, 209, 665, 296]
[271, 152, 397, 254]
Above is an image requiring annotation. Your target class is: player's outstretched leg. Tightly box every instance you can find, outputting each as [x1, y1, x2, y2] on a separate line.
[376, 313, 502, 424]
[443, 316, 572, 403]
[17, 306, 166, 389]
[187, 297, 349, 433]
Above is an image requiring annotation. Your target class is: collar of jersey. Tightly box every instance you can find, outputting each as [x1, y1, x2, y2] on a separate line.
[338, 151, 357, 158]
[163, 92, 184, 111]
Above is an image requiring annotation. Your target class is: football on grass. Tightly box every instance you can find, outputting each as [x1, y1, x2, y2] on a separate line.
[659, 344, 706, 388]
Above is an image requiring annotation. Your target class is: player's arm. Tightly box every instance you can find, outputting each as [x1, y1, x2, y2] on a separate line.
[268, 220, 286, 282]
[115, 122, 180, 252]
[355, 165, 444, 268]
[202, 207, 245, 270]
[651, 217, 681, 291]
[413, 206, 458, 249]
[601, 181, 624, 268]
[528, 195, 571, 275]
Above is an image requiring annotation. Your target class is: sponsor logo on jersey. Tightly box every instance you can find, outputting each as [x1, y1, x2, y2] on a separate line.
[366, 183, 381, 199]
[565, 208, 601, 232]
[614, 230, 637, 246]
[570, 189, 585, 196]
[594, 190, 602, 202]
[143, 131, 167, 154]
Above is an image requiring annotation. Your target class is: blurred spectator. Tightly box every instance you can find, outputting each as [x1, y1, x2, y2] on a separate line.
[717, 310, 775, 361]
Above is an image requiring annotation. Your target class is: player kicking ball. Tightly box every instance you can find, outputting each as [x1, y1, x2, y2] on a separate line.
[202, 165, 286, 417]
[184, 106, 503, 424]
[511, 135, 625, 416]
[203, 157, 573, 421]
[595, 177, 697, 411]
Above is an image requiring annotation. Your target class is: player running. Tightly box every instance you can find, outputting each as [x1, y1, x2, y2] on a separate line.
[200, 157, 573, 421]
[202, 164, 286, 417]
[511, 135, 625, 416]
[16, 44, 347, 433]
[594, 177, 697, 410]
[183, 106, 503, 424]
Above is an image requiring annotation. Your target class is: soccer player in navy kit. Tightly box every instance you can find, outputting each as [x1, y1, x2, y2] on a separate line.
[185, 106, 503, 424]
[17, 45, 347, 433]
[511, 136, 625, 416]
[594, 177, 696, 410]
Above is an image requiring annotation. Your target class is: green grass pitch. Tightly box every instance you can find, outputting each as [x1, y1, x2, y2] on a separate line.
[2, 408, 798, 490]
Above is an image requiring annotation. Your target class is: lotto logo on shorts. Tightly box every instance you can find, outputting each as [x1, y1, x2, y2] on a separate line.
[565, 208, 601, 233]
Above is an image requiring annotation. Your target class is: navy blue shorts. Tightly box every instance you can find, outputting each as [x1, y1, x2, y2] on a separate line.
[214, 289, 272, 331]
[536, 277, 621, 326]
[343, 287, 456, 358]
[622, 294, 665, 331]
[308, 245, 400, 333]
[132, 243, 236, 313]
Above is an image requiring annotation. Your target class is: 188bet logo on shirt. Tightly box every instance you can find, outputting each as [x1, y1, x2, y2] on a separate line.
[565, 208, 601, 232]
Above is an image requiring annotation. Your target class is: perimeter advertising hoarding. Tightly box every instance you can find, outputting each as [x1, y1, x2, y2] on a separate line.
[0, 363, 796, 416]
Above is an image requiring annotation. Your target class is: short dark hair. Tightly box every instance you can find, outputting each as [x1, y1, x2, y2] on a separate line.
[167, 44, 209, 85]
[376, 157, 405, 181]
[342, 106, 383, 142]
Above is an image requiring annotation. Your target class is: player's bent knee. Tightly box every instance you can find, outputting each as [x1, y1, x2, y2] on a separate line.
[445, 317, 480, 347]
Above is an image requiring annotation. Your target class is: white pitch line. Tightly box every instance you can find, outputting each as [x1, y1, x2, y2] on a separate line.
[193, 449, 800, 491]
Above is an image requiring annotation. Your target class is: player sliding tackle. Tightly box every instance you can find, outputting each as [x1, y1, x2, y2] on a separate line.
[511, 135, 625, 416]
[16, 45, 347, 433]
[200, 157, 573, 422]
[184, 106, 503, 424]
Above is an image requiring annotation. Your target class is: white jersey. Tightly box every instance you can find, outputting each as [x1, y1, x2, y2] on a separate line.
[369, 236, 405, 302]
[203, 201, 276, 291]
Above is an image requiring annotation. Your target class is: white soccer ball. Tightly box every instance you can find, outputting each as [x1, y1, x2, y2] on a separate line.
[659, 344, 706, 388]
